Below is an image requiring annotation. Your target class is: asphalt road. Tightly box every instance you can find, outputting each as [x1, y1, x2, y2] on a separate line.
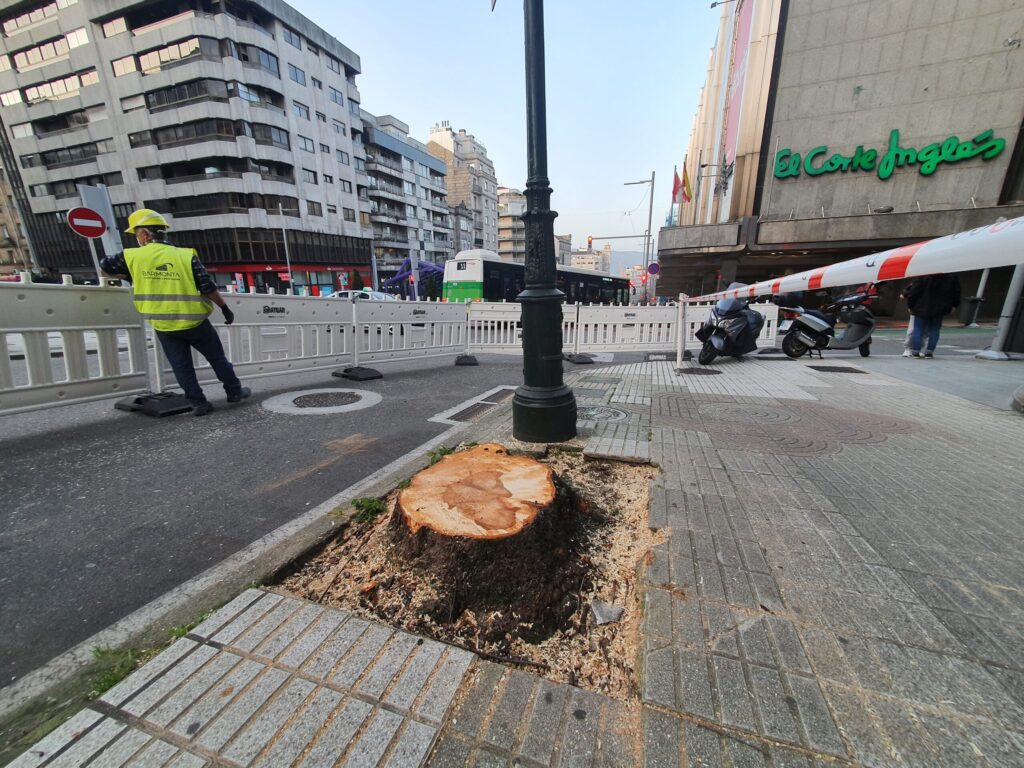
[0, 354, 542, 687]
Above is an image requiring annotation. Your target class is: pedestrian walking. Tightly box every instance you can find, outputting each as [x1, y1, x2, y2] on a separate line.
[903, 273, 961, 358]
[100, 209, 250, 415]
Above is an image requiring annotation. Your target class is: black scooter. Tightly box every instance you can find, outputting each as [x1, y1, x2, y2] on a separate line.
[695, 295, 765, 365]
[778, 289, 876, 358]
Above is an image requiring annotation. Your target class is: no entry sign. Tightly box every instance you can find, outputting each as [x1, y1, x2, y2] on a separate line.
[67, 207, 107, 239]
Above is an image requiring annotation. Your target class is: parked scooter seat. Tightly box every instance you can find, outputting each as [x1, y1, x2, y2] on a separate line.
[803, 309, 834, 326]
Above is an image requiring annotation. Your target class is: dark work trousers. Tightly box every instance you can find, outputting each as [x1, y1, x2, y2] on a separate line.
[155, 319, 243, 405]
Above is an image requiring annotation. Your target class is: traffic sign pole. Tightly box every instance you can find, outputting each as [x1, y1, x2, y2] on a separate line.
[88, 237, 103, 285]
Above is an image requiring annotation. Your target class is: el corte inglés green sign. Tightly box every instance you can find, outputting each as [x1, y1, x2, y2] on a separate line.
[774, 128, 1006, 181]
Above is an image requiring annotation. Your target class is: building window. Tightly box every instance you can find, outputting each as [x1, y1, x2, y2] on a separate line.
[307, 42, 319, 56]
[102, 17, 126, 37]
[328, 87, 344, 106]
[292, 100, 309, 119]
[2, 0, 78, 37]
[319, 142, 329, 153]
[311, 77, 322, 89]
[354, 157, 365, 172]
[360, 211, 370, 226]
[343, 208, 355, 222]
[341, 180, 352, 193]
[282, 26, 301, 49]
[323, 174, 333, 184]
[315, 111, 326, 123]
[332, 120, 345, 135]
[307, 200, 322, 216]
[349, 100, 360, 115]
[12, 27, 87, 72]
[11, 122, 32, 138]
[336, 149, 350, 165]
[288, 63, 305, 86]
[112, 55, 137, 77]
[327, 203, 337, 214]
[302, 168, 317, 184]
[138, 37, 201, 74]
[253, 123, 289, 149]
[297, 134, 314, 152]
[0, 88, 21, 106]
[326, 55, 342, 74]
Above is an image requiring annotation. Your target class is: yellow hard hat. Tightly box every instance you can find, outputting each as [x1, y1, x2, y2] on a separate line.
[124, 208, 170, 234]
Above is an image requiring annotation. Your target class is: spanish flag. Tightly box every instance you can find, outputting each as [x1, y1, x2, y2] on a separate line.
[681, 161, 693, 203]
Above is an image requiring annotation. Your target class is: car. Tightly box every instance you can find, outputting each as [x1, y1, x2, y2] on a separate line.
[334, 289, 398, 301]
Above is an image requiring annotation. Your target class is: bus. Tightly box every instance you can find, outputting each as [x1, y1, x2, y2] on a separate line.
[442, 250, 630, 304]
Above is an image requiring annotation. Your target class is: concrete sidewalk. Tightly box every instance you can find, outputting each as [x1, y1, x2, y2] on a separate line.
[12, 357, 1024, 766]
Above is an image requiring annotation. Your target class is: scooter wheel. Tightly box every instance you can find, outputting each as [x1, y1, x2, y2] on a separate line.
[698, 342, 717, 365]
[859, 340, 871, 357]
[782, 332, 809, 358]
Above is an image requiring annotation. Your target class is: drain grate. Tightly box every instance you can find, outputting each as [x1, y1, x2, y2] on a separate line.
[293, 392, 361, 408]
[577, 406, 629, 422]
[481, 388, 515, 404]
[807, 365, 870, 374]
[679, 368, 723, 376]
[448, 401, 496, 422]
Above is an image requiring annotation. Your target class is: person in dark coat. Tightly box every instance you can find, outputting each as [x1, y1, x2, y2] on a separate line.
[903, 274, 961, 358]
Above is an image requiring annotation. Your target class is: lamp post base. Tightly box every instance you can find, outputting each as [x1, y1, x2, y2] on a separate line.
[512, 384, 576, 443]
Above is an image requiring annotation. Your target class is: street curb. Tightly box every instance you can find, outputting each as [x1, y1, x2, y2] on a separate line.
[0, 417, 478, 722]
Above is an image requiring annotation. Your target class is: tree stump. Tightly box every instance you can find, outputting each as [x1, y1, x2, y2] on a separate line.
[399, 443, 556, 540]
[393, 444, 588, 642]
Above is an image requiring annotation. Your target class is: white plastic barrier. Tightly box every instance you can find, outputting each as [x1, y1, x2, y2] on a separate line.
[355, 298, 467, 365]
[185, 292, 356, 385]
[0, 278, 148, 415]
[573, 304, 677, 353]
[467, 301, 577, 353]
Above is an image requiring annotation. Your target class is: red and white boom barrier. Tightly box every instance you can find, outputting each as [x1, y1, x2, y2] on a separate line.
[689, 216, 1024, 302]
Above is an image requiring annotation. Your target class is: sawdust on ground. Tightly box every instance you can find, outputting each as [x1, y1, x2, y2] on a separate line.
[276, 447, 659, 700]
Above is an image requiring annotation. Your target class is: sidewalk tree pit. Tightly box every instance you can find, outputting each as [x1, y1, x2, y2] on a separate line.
[278, 443, 657, 698]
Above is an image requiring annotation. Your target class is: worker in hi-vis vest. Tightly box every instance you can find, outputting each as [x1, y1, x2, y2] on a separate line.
[100, 209, 250, 416]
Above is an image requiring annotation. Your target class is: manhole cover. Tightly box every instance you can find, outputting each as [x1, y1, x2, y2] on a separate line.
[679, 368, 722, 375]
[262, 388, 382, 415]
[293, 392, 361, 408]
[807, 365, 869, 374]
[577, 406, 629, 422]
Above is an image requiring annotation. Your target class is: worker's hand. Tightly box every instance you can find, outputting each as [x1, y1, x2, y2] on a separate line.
[221, 305, 235, 325]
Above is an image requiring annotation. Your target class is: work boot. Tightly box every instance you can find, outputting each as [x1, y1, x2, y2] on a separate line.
[227, 387, 251, 403]
[191, 401, 214, 416]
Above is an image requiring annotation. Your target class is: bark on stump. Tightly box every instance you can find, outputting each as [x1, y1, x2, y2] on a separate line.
[394, 444, 587, 641]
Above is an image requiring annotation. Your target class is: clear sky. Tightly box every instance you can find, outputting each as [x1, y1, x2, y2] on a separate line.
[288, 0, 720, 267]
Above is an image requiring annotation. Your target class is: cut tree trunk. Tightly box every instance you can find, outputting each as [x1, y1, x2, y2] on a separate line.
[399, 443, 556, 540]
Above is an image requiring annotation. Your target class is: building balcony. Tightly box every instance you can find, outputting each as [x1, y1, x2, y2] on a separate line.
[164, 170, 244, 185]
[367, 186, 406, 204]
[373, 238, 411, 250]
[365, 157, 403, 175]
[370, 211, 407, 225]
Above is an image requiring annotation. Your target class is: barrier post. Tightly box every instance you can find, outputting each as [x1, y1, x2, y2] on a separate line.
[455, 300, 478, 366]
[676, 294, 688, 367]
[335, 296, 382, 380]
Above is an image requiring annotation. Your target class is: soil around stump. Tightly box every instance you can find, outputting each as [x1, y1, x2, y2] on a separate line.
[277, 447, 658, 698]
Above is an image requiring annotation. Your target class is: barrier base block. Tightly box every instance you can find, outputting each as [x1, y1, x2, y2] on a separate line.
[114, 391, 194, 417]
[334, 366, 383, 381]
[455, 354, 479, 366]
[565, 353, 595, 365]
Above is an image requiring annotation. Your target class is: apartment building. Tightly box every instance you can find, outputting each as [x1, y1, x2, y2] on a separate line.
[427, 122, 497, 252]
[362, 112, 450, 276]
[569, 245, 610, 274]
[0, 0, 374, 293]
[554, 233, 570, 265]
[0, 158, 29, 273]
[496, 185, 524, 262]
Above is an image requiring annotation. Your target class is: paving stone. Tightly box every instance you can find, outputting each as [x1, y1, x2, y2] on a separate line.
[296, 699, 373, 768]
[169, 658, 264, 740]
[99, 638, 197, 708]
[341, 709, 403, 768]
[188, 589, 265, 640]
[148, 650, 241, 728]
[331, 623, 393, 689]
[209, 592, 285, 646]
[303, 616, 370, 680]
[596, 700, 639, 768]
[648, 483, 668, 530]
[471, 747, 507, 768]
[724, 734, 770, 768]
[164, 751, 209, 768]
[643, 588, 672, 641]
[676, 648, 715, 720]
[425, 733, 473, 768]
[679, 722, 724, 767]
[451, 661, 505, 737]
[254, 602, 325, 660]
[519, 679, 570, 765]
[417, 648, 476, 725]
[385, 720, 437, 768]
[670, 594, 703, 648]
[787, 675, 846, 758]
[81, 728, 151, 767]
[766, 616, 812, 674]
[555, 687, 603, 768]
[124, 738, 178, 766]
[711, 655, 757, 732]
[45, 716, 124, 768]
[195, 667, 290, 751]
[122, 644, 219, 717]
[484, 669, 536, 751]
[221, 677, 316, 763]
[642, 645, 675, 709]
[385, 640, 446, 712]
[641, 706, 679, 768]
[253, 687, 342, 768]
[278, 609, 347, 669]
[749, 665, 800, 743]
[358, 632, 420, 700]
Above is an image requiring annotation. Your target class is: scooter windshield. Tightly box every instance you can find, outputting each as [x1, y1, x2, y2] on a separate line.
[715, 297, 744, 315]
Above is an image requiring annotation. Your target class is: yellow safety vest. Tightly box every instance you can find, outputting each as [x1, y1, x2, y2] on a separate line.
[124, 243, 213, 332]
